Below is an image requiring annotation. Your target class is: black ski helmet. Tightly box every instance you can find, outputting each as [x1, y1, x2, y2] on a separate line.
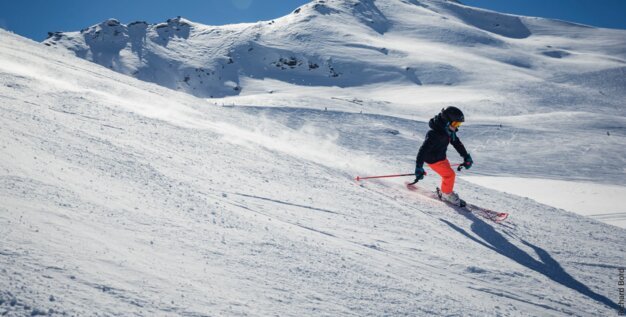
[441, 106, 464, 123]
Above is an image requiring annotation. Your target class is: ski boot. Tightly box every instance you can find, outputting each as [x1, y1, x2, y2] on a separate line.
[436, 188, 466, 207]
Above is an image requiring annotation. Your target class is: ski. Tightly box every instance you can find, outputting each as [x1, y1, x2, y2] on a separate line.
[464, 202, 509, 223]
[405, 182, 509, 223]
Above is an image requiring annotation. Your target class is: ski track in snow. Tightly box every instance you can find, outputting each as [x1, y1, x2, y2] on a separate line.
[2, 0, 626, 315]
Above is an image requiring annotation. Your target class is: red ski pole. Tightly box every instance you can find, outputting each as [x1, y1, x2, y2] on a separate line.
[356, 162, 465, 182]
[355, 172, 426, 182]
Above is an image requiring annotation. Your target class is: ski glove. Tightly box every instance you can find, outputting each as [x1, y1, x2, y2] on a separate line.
[462, 154, 473, 169]
[414, 166, 425, 181]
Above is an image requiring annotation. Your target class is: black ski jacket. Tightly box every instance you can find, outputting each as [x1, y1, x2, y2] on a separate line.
[415, 113, 469, 168]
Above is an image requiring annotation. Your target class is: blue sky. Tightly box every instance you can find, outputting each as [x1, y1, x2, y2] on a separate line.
[1, 0, 625, 42]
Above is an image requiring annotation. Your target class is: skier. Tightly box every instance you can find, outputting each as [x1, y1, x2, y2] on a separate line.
[414, 106, 473, 206]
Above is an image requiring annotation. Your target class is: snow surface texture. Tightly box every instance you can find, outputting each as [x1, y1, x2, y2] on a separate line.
[463, 176, 626, 228]
[1, 0, 625, 316]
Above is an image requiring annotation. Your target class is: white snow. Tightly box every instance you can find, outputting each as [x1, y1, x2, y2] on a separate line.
[463, 176, 626, 228]
[2, 0, 626, 316]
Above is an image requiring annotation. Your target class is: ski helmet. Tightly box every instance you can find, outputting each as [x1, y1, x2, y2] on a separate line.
[441, 106, 464, 123]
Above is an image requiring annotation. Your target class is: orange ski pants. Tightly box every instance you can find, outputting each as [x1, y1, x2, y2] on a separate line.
[428, 159, 455, 194]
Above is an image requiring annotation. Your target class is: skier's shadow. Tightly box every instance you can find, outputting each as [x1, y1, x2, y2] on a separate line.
[440, 211, 619, 311]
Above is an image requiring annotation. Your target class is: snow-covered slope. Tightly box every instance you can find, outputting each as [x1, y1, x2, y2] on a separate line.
[3, 0, 626, 315]
[463, 176, 626, 228]
[1, 20, 625, 317]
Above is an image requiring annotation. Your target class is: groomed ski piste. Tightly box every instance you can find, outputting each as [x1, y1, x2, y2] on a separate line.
[1, 0, 625, 315]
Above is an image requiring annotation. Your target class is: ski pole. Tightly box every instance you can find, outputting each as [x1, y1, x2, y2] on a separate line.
[357, 162, 465, 182]
[355, 173, 425, 182]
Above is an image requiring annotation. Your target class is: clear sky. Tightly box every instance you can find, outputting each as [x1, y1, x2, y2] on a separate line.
[1, 0, 625, 42]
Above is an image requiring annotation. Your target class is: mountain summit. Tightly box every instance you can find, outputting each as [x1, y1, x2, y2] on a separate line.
[44, 0, 626, 101]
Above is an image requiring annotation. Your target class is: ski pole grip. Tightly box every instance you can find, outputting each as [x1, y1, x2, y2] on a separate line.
[408, 171, 427, 185]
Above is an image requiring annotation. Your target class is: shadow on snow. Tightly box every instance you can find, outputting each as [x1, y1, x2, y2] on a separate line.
[441, 212, 619, 311]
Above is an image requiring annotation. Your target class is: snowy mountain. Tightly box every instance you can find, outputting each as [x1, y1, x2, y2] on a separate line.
[2, 0, 626, 316]
[43, 0, 626, 101]
[43, 0, 626, 214]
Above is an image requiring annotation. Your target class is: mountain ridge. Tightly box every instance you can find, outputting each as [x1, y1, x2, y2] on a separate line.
[42, 0, 626, 101]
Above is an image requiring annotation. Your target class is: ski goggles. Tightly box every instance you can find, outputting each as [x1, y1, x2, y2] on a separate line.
[450, 121, 463, 128]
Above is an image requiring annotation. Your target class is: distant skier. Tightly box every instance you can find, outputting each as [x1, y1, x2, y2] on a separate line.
[414, 106, 473, 206]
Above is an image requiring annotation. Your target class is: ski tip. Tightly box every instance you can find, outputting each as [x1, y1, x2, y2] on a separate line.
[494, 213, 509, 222]
[355, 176, 361, 182]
